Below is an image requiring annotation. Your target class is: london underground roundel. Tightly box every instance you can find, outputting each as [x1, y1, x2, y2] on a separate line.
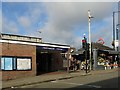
[97, 38, 105, 45]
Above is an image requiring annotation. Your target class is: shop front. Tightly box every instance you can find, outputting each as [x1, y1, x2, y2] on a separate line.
[94, 49, 119, 70]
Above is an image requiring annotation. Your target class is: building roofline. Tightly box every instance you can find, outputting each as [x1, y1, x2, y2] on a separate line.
[0, 33, 70, 48]
[0, 39, 70, 49]
[1, 33, 42, 39]
[42, 42, 70, 47]
[1, 33, 42, 43]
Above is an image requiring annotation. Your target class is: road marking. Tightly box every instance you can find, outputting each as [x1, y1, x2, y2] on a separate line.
[87, 85, 101, 88]
[51, 81, 101, 88]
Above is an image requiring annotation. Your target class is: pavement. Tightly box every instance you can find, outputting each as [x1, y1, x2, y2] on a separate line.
[1, 68, 120, 89]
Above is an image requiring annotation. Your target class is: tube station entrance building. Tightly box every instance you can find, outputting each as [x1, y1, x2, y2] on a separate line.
[0, 33, 70, 81]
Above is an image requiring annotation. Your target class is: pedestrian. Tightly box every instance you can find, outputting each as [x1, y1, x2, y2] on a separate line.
[87, 60, 90, 71]
[70, 60, 74, 70]
[73, 58, 76, 71]
[76, 60, 80, 70]
[81, 61, 85, 70]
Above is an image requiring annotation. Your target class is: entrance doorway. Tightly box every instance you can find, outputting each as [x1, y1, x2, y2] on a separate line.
[36, 46, 65, 75]
[37, 52, 52, 75]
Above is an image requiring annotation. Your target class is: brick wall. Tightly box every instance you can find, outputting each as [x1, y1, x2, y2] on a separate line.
[0, 42, 36, 81]
[36, 49, 63, 72]
[51, 51, 63, 71]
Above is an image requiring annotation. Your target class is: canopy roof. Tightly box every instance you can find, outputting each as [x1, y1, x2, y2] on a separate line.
[71, 49, 85, 55]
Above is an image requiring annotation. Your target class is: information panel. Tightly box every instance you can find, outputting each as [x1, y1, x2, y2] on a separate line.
[17, 58, 31, 70]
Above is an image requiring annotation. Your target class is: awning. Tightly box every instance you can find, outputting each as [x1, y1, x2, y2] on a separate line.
[0, 39, 70, 52]
[104, 50, 119, 55]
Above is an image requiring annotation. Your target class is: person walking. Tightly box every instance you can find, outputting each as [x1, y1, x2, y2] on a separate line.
[76, 60, 80, 71]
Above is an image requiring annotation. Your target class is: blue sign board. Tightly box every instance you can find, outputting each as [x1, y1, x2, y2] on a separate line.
[37, 46, 68, 51]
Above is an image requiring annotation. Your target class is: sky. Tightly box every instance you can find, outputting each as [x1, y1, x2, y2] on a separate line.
[1, 0, 119, 49]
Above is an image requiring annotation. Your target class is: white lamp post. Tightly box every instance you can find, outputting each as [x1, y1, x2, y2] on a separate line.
[112, 11, 120, 49]
[88, 10, 94, 70]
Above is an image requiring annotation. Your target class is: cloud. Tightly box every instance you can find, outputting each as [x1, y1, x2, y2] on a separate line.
[0, 11, 1, 33]
[16, 3, 46, 34]
[0, 1, 2, 33]
[18, 16, 31, 29]
[1, 0, 119, 2]
[2, 15, 19, 33]
[2, 2, 116, 49]
[2, 2, 46, 35]
[38, 2, 115, 49]
[91, 16, 113, 47]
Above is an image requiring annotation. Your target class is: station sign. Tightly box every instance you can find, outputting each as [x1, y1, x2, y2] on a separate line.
[37, 46, 68, 51]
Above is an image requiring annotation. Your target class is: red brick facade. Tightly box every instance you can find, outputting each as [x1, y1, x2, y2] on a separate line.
[51, 51, 63, 71]
[0, 42, 36, 80]
[0, 42, 69, 80]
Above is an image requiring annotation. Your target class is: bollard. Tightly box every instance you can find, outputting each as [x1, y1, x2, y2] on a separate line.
[114, 62, 115, 69]
[104, 65, 107, 70]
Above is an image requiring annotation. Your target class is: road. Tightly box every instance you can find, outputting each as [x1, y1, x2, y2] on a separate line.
[18, 70, 120, 89]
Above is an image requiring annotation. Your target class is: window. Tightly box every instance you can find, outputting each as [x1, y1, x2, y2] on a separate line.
[17, 58, 31, 70]
[0, 57, 16, 70]
[0, 57, 32, 71]
[1, 58, 5, 70]
[4, 58, 13, 70]
[13, 58, 16, 70]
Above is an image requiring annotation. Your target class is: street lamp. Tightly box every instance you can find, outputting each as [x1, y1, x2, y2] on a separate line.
[88, 10, 94, 70]
[37, 30, 42, 37]
[38, 31, 42, 34]
[116, 24, 120, 51]
[116, 24, 120, 40]
[112, 11, 120, 49]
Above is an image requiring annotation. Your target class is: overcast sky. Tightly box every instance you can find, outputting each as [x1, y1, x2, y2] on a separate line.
[1, 0, 119, 49]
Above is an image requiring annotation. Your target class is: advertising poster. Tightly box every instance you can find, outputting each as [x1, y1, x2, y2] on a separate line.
[17, 58, 31, 70]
